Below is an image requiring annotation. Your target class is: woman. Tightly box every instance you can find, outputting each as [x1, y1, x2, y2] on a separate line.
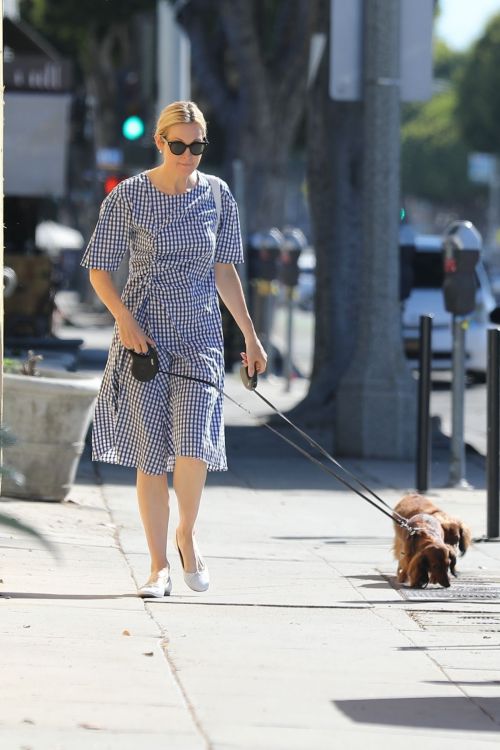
[81, 100, 266, 597]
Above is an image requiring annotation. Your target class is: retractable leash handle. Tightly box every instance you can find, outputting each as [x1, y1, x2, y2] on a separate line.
[240, 365, 258, 391]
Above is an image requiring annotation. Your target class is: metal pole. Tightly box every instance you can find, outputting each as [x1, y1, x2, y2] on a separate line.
[416, 314, 432, 492]
[232, 159, 248, 294]
[449, 316, 470, 487]
[254, 281, 272, 377]
[283, 287, 294, 391]
[487, 328, 500, 538]
[156, 1, 191, 112]
[252, 282, 263, 345]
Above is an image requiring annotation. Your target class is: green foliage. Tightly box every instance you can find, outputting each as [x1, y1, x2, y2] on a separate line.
[401, 89, 478, 204]
[433, 38, 466, 83]
[401, 35, 479, 205]
[401, 39, 464, 128]
[456, 13, 500, 154]
[20, 0, 156, 55]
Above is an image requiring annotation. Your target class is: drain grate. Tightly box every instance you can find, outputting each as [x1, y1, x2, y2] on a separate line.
[387, 572, 500, 602]
[410, 610, 500, 631]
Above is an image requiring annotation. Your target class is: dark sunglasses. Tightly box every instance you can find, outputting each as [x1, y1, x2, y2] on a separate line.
[161, 137, 208, 156]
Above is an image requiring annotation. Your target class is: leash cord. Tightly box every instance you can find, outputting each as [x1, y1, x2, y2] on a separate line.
[156, 367, 415, 534]
[254, 390, 394, 511]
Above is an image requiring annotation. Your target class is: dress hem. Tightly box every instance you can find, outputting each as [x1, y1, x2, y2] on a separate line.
[91, 451, 228, 475]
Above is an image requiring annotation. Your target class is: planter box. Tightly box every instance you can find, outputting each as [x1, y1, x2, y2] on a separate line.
[2, 371, 100, 501]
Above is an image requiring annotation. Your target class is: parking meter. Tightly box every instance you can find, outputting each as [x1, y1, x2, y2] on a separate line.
[279, 227, 307, 288]
[399, 223, 416, 302]
[442, 220, 482, 488]
[442, 221, 481, 316]
[248, 228, 283, 283]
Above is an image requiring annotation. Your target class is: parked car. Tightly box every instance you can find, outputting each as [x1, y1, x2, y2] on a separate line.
[402, 234, 500, 380]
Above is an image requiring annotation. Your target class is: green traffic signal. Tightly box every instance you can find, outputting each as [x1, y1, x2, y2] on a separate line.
[122, 115, 145, 141]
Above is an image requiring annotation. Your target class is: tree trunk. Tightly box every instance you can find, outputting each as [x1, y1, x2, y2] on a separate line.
[288, 1, 364, 424]
[240, 132, 291, 232]
[334, 0, 416, 459]
[177, 0, 318, 232]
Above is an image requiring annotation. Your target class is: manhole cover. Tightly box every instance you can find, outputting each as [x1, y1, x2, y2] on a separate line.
[386, 572, 500, 601]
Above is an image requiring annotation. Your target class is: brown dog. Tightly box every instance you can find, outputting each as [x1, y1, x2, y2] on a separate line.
[393, 497, 459, 588]
[395, 493, 472, 556]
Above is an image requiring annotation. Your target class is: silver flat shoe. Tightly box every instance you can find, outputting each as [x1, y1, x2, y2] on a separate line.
[138, 566, 172, 598]
[176, 534, 210, 592]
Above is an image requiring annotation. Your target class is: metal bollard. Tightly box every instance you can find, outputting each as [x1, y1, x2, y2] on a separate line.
[486, 328, 500, 539]
[416, 315, 433, 492]
[449, 316, 470, 488]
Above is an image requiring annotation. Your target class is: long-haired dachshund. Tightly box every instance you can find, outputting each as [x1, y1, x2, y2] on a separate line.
[395, 493, 472, 556]
[393, 497, 460, 588]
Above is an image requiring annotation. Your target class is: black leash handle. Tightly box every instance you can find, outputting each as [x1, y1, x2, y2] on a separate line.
[240, 365, 258, 390]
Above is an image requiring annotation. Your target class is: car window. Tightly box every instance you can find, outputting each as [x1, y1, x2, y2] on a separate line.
[413, 252, 443, 289]
[412, 251, 480, 291]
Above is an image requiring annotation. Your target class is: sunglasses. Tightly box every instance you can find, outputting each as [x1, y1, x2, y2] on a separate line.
[161, 137, 208, 156]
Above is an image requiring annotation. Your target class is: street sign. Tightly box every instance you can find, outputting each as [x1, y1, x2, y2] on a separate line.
[468, 152, 496, 184]
[329, 0, 434, 102]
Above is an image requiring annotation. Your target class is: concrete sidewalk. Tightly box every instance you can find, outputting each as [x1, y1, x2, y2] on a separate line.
[1, 374, 500, 749]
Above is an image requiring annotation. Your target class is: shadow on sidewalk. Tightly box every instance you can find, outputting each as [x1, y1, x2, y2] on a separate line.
[334, 696, 499, 731]
[0, 591, 137, 601]
[84, 419, 486, 492]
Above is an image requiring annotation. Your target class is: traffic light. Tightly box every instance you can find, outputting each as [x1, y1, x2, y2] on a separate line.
[117, 68, 153, 167]
[104, 174, 126, 195]
[122, 115, 145, 141]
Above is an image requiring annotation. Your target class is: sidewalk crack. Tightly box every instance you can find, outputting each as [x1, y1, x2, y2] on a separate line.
[91, 459, 214, 749]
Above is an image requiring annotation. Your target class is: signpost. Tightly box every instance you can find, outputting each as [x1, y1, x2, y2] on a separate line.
[329, 0, 434, 102]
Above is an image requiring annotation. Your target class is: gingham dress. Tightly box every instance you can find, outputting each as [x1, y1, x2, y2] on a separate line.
[80, 170, 244, 474]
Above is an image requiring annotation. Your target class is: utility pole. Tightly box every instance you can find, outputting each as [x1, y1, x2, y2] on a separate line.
[335, 0, 416, 458]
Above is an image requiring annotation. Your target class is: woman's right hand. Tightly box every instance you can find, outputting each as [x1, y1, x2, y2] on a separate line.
[116, 308, 155, 353]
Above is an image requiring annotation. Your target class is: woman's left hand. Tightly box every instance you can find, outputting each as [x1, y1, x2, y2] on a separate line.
[241, 336, 267, 377]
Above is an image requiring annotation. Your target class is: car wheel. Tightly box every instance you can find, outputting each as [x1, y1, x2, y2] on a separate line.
[467, 370, 486, 385]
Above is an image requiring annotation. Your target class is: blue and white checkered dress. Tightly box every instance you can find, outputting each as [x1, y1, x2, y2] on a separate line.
[80, 170, 244, 474]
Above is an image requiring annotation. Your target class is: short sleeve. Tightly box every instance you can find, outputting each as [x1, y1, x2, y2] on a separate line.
[80, 188, 132, 271]
[214, 183, 244, 265]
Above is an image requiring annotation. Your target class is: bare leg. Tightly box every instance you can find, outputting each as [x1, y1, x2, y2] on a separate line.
[136, 469, 170, 575]
[173, 456, 207, 573]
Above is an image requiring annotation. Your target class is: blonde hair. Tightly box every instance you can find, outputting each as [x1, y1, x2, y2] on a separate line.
[155, 100, 207, 140]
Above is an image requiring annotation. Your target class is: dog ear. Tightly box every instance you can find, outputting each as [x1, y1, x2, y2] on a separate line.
[407, 552, 429, 588]
[459, 523, 472, 555]
[449, 549, 458, 577]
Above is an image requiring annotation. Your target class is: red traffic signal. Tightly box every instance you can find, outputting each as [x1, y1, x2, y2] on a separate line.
[104, 174, 126, 195]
